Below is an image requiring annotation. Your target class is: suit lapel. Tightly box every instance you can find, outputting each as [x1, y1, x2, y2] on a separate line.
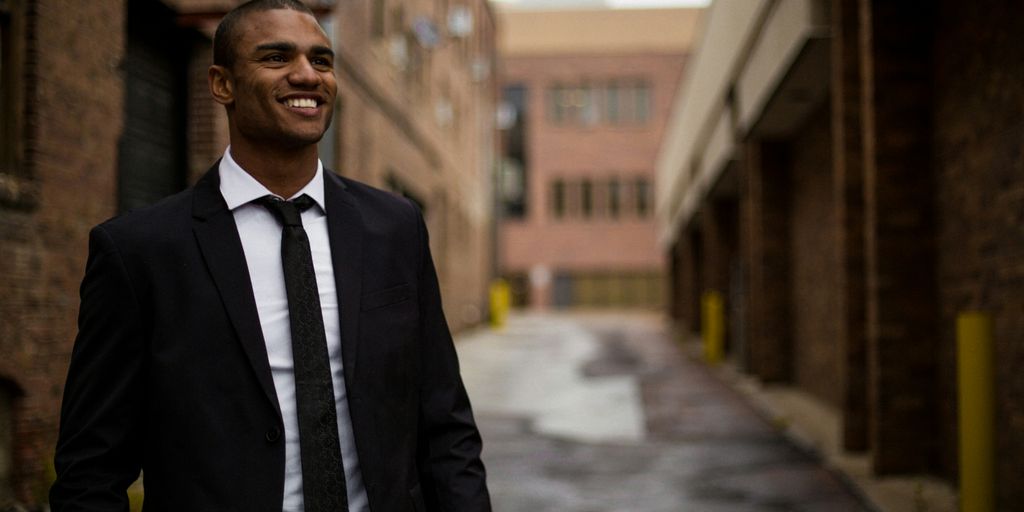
[191, 165, 282, 417]
[324, 170, 363, 390]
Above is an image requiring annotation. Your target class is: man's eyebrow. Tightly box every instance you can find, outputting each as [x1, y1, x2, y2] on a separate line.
[311, 45, 335, 58]
[254, 42, 296, 53]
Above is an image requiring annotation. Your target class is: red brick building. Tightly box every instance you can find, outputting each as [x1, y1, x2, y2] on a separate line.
[658, 0, 1024, 509]
[0, 0, 496, 507]
[497, 6, 700, 309]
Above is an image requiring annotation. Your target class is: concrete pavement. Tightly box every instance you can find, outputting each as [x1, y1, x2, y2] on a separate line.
[456, 313, 873, 512]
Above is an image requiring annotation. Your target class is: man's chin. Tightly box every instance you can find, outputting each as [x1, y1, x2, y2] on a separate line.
[274, 130, 329, 149]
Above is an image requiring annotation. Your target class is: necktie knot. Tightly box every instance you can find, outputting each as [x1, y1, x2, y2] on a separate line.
[258, 194, 315, 227]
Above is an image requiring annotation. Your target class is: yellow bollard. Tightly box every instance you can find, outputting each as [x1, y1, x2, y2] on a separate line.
[956, 311, 994, 512]
[489, 279, 511, 329]
[701, 291, 725, 365]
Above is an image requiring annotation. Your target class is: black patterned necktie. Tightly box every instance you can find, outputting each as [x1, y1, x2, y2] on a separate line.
[258, 194, 348, 512]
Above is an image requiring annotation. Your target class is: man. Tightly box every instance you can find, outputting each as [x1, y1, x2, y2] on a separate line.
[49, 1, 491, 511]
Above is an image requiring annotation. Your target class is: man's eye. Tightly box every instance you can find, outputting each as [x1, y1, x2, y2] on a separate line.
[313, 57, 333, 67]
[265, 54, 286, 63]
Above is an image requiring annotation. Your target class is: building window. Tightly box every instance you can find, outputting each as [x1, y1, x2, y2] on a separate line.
[608, 178, 621, 218]
[613, 81, 651, 125]
[548, 84, 565, 124]
[548, 79, 650, 127]
[0, 379, 18, 507]
[579, 84, 600, 126]
[118, 0, 189, 211]
[0, 0, 31, 210]
[580, 179, 593, 218]
[605, 81, 619, 124]
[500, 84, 528, 218]
[635, 177, 651, 217]
[548, 84, 599, 126]
[634, 83, 650, 124]
[551, 179, 566, 219]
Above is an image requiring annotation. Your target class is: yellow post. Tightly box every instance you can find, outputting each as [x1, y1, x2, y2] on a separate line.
[957, 311, 994, 512]
[701, 290, 725, 365]
[489, 279, 510, 329]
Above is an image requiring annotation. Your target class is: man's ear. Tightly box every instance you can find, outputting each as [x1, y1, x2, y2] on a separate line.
[208, 65, 234, 106]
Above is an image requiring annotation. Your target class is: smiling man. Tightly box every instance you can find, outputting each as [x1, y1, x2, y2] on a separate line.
[49, 1, 491, 511]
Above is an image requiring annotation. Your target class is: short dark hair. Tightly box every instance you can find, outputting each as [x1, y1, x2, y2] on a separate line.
[213, 0, 318, 69]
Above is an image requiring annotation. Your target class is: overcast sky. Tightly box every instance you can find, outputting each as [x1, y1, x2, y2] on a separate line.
[491, 0, 710, 9]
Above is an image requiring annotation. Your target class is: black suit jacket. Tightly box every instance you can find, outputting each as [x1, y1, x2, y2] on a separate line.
[50, 166, 491, 512]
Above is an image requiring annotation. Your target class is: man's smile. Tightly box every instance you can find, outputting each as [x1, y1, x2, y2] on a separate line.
[284, 98, 318, 108]
[279, 94, 326, 116]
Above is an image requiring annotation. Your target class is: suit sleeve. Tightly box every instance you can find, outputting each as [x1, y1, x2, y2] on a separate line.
[50, 225, 146, 511]
[412, 208, 492, 512]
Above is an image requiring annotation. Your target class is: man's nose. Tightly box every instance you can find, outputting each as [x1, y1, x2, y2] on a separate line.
[288, 57, 320, 86]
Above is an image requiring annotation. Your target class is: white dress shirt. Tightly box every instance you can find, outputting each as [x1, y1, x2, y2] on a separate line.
[219, 148, 369, 512]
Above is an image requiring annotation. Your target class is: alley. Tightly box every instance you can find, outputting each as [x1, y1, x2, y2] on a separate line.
[456, 314, 872, 512]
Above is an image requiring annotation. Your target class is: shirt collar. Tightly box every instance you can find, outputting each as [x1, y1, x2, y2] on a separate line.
[218, 146, 326, 212]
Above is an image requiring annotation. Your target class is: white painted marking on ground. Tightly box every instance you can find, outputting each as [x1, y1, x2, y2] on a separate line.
[456, 314, 645, 443]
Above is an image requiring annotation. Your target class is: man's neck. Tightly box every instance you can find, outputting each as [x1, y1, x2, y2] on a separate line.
[229, 141, 320, 199]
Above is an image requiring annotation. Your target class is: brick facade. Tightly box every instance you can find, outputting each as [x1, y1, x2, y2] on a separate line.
[787, 105, 841, 408]
[931, 1, 1024, 504]
[329, 0, 498, 330]
[499, 50, 686, 309]
[860, 0, 940, 475]
[829, 0, 869, 453]
[739, 141, 792, 383]
[0, 0, 125, 505]
[665, 0, 1024, 505]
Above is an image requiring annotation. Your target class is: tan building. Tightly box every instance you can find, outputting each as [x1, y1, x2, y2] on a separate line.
[496, 5, 701, 309]
[658, 0, 1024, 509]
[0, 0, 496, 507]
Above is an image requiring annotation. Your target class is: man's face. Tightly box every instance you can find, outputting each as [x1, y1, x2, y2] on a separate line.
[218, 8, 337, 150]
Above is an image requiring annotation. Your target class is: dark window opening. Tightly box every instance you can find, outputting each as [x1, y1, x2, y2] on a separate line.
[118, 0, 190, 211]
[608, 178, 621, 218]
[500, 84, 528, 218]
[0, 378, 21, 507]
[635, 177, 650, 217]
[581, 179, 593, 218]
[0, 0, 31, 210]
[552, 179, 565, 219]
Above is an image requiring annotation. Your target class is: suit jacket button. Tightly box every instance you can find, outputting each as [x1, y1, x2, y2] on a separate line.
[266, 426, 281, 443]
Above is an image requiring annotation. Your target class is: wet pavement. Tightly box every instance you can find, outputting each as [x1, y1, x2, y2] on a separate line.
[456, 313, 873, 512]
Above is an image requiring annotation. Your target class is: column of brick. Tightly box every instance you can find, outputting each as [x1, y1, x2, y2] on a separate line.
[859, 0, 939, 474]
[831, 0, 869, 453]
[740, 141, 791, 382]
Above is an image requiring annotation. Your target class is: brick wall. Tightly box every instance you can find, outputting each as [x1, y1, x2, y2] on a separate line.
[787, 104, 842, 407]
[672, 0, 1024, 499]
[332, 0, 497, 330]
[860, 0, 939, 475]
[830, 0, 869, 453]
[500, 52, 686, 307]
[0, 0, 125, 505]
[740, 141, 792, 382]
[671, 223, 702, 334]
[932, 1, 1024, 505]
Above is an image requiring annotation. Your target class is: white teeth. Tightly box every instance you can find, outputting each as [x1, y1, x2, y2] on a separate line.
[285, 98, 317, 108]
